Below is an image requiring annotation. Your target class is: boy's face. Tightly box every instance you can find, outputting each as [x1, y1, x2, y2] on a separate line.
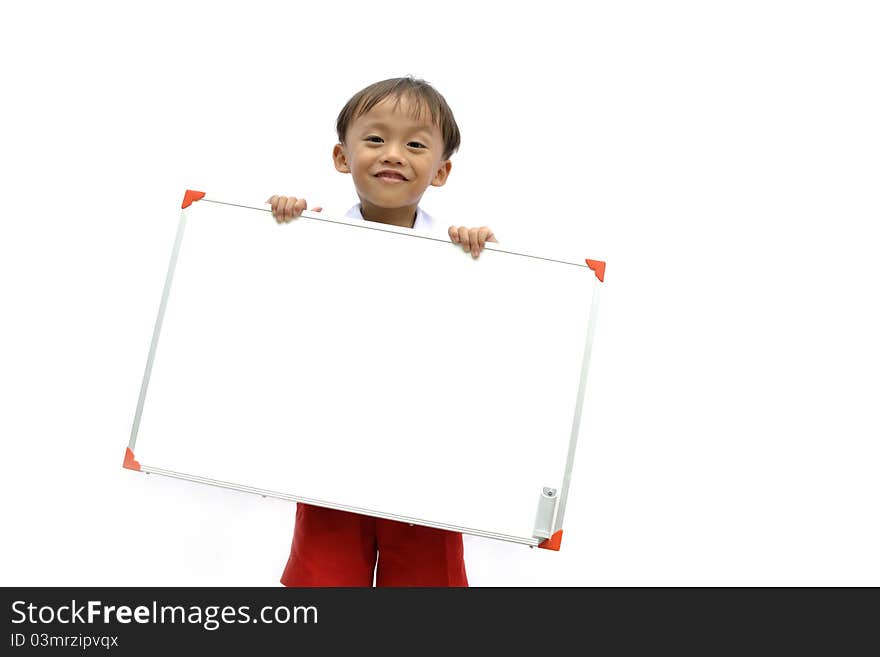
[333, 96, 451, 211]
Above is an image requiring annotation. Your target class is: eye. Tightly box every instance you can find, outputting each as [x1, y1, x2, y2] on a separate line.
[408, 141, 426, 149]
[365, 135, 383, 143]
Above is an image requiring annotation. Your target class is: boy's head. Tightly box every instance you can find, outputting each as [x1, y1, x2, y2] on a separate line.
[332, 77, 460, 217]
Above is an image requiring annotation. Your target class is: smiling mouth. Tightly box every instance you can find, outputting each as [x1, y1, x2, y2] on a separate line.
[375, 172, 408, 181]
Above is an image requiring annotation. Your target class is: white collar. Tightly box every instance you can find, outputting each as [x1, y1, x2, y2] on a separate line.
[344, 204, 435, 233]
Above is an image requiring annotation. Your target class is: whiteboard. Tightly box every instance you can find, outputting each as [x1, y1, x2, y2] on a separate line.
[126, 193, 603, 548]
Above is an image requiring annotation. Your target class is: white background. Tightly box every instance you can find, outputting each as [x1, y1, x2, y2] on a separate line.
[1, 0, 878, 586]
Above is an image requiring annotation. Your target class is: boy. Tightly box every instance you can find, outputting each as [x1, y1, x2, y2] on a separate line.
[267, 77, 496, 587]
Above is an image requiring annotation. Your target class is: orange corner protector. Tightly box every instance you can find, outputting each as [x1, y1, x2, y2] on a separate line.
[123, 447, 141, 471]
[538, 530, 563, 551]
[586, 259, 606, 282]
[181, 189, 206, 209]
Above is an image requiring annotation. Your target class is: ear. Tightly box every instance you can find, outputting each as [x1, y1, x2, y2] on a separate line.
[431, 159, 452, 187]
[333, 143, 351, 174]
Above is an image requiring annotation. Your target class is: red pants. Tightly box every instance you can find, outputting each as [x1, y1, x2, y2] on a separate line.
[280, 503, 468, 587]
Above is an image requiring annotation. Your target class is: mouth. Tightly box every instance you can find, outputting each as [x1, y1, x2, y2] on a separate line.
[374, 170, 408, 182]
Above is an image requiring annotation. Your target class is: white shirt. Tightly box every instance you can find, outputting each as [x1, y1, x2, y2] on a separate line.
[344, 204, 439, 235]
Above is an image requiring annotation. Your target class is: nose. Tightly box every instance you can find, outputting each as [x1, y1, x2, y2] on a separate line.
[381, 141, 406, 165]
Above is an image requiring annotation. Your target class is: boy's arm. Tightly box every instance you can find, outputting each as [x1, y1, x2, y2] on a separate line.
[265, 195, 323, 223]
[448, 225, 497, 259]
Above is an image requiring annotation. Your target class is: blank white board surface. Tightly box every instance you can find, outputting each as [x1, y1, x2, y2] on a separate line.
[126, 194, 603, 547]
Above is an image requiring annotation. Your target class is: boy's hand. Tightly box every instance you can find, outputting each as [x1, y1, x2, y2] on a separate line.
[448, 226, 497, 259]
[265, 195, 323, 224]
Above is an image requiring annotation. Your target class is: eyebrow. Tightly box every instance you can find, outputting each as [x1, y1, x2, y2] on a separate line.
[360, 121, 435, 138]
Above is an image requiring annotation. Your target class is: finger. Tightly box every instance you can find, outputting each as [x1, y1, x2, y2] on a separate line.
[278, 196, 290, 222]
[270, 195, 284, 223]
[448, 226, 459, 244]
[283, 197, 299, 222]
[477, 227, 491, 250]
[310, 206, 323, 212]
[457, 226, 470, 252]
[294, 198, 307, 218]
[470, 229, 481, 258]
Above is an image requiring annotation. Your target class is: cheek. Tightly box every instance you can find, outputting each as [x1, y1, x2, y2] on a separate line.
[352, 152, 374, 174]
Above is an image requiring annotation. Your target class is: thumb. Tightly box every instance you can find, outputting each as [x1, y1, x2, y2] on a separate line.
[310, 206, 323, 212]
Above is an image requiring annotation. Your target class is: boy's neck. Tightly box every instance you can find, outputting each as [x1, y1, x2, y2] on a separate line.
[358, 199, 418, 228]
